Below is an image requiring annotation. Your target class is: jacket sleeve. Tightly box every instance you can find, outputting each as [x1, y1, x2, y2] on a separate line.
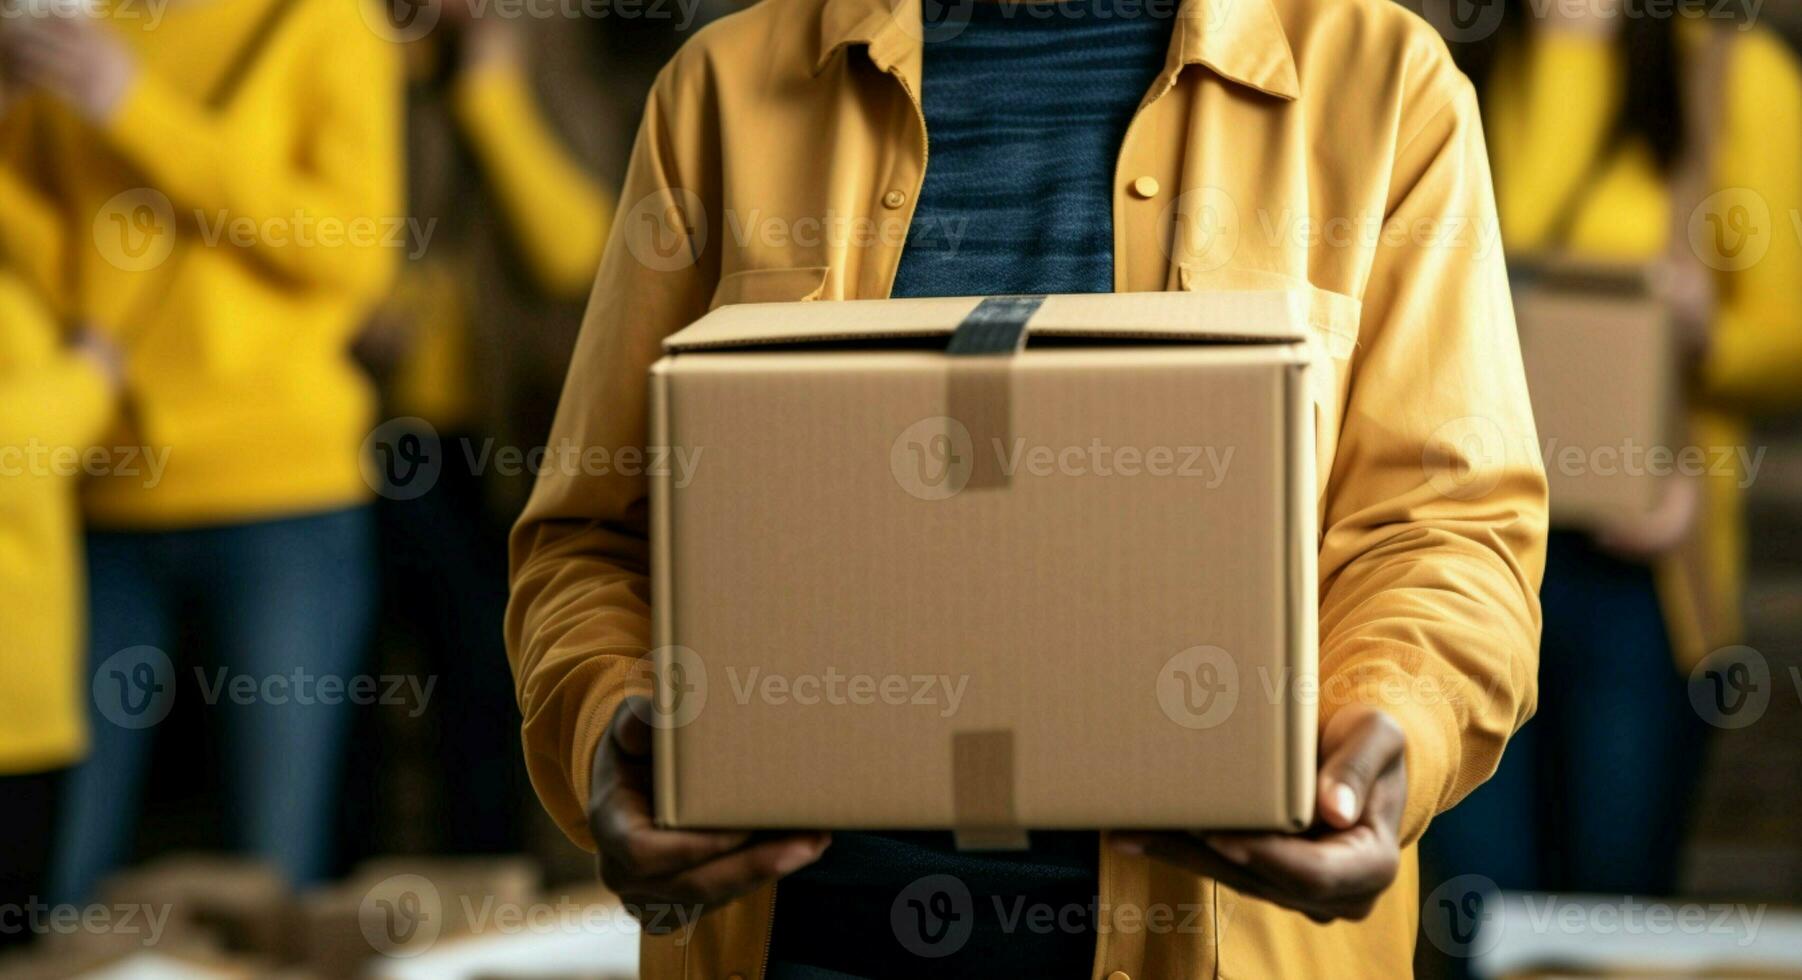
[1317, 78, 1548, 847]
[505, 68, 718, 850]
[0, 280, 116, 451]
[453, 64, 616, 300]
[95, 1, 402, 300]
[1697, 30, 1802, 412]
[0, 105, 68, 312]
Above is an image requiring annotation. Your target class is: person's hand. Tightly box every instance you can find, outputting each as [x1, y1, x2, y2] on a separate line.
[1110, 705, 1407, 923]
[590, 696, 831, 932]
[0, 16, 137, 123]
[1595, 472, 1701, 561]
[458, 15, 524, 72]
[1657, 255, 1716, 363]
[69, 324, 125, 390]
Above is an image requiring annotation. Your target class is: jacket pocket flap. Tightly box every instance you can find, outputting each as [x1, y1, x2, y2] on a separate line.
[708, 266, 830, 311]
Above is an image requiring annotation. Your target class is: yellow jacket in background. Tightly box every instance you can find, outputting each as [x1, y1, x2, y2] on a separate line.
[1487, 24, 1802, 667]
[388, 56, 616, 431]
[506, 0, 1548, 974]
[0, 272, 115, 774]
[0, 0, 402, 529]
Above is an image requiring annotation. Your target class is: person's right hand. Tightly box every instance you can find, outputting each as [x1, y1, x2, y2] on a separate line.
[589, 695, 831, 933]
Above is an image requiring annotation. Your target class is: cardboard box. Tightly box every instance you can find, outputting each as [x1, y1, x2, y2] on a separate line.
[94, 854, 289, 960]
[1512, 262, 1679, 527]
[648, 291, 1319, 840]
[293, 856, 539, 977]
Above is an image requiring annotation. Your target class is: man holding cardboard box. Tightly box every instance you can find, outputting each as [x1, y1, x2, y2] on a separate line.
[506, 0, 1549, 975]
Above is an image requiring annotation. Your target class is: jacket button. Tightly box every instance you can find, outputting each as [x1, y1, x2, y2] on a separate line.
[882, 189, 907, 209]
[1130, 176, 1160, 199]
[1107, 972, 1131, 980]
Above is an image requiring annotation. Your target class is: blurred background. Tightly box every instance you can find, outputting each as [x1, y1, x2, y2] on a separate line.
[1, 0, 1801, 976]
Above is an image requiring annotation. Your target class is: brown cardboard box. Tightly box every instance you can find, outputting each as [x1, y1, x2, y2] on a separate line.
[293, 856, 540, 977]
[648, 291, 1319, 840]
[93, 854, 289, 960]
[1512, 262, 1679, 528]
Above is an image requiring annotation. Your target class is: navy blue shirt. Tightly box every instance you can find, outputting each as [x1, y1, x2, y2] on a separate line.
[766, 3, 1175, 978]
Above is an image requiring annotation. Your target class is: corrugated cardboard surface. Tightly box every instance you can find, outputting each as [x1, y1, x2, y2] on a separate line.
[1515, 283, 1678, 527]
[650, 294, 1317, 834]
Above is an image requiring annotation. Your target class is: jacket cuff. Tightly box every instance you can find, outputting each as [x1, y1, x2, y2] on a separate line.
[1320, 662, 1462, 847]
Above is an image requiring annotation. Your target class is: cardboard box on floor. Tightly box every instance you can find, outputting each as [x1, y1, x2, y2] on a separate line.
[648, 291, 1319, 842]
[92, 854, 289, 960]
[1512, 261, 1680, 528]
[293, 856, 541, 977]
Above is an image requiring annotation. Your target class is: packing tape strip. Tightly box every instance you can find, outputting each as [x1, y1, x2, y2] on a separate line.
[946, 296, 1044, 492]
[951, 729, 1027, 850]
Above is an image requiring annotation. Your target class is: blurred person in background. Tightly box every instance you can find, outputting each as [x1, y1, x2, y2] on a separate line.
[0, 267, 120, 949]
[0, 0, 401, 900]
[1423, 0, 1802, 900]
[352, 2, 616, 854]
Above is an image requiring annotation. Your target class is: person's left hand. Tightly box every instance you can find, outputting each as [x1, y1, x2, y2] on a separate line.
[0, 16, 137, 123]
[1110, 704, 1407, 923]
[1594, 471, 1702, 561]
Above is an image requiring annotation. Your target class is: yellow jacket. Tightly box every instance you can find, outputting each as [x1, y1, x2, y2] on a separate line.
[1488, 25, 1802, 667]
[506, 0, 1548, 975]
[388, 55, 616, 430]
[0, 272, 115, 774]
[0, 0, 401, 529]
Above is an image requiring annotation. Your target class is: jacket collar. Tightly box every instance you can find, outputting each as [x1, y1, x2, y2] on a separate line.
[812, 0, 1300, 102]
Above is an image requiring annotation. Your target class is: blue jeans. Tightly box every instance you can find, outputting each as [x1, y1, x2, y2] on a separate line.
[1423, 531, 1707, 902]
[51, 507, 376, 902]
